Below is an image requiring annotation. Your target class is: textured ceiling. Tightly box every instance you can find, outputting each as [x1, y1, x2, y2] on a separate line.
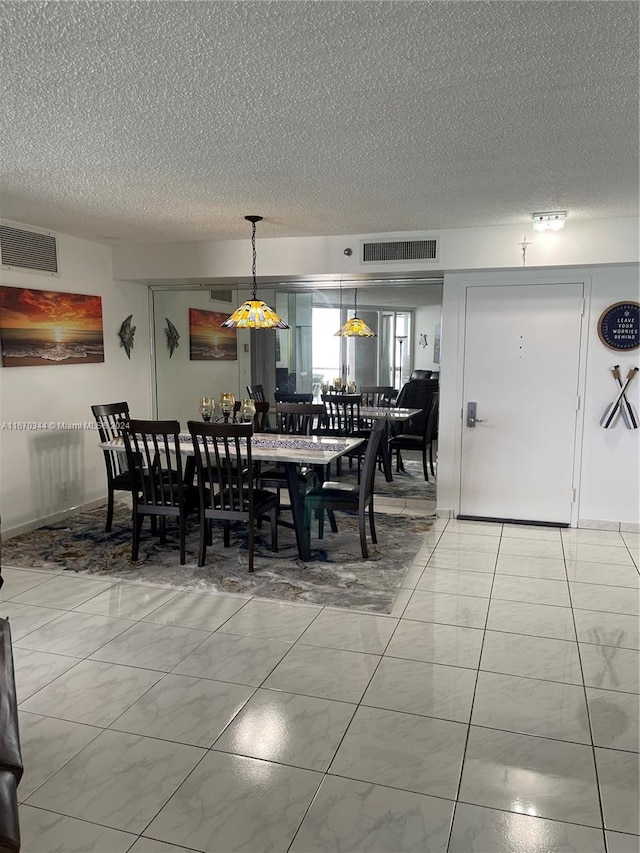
[1, 1, 638, 244]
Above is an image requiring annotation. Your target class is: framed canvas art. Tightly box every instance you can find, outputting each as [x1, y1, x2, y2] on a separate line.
[0, 285, 104, 367]
[189, 308, 237, 361]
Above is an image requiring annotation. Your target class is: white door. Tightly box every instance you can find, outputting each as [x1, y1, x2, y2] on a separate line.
[460, 283, 584, 524]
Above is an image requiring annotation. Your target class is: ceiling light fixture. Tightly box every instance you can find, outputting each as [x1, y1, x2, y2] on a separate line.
[335, 288, 376, 337]
[221, 216, 289, 330]
[532, 211, 567, 232]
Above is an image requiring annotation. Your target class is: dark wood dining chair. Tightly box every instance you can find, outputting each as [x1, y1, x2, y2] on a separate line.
[360, 386, 395, 408]
[187, 421, 278, 572]
[256, 403, 332, 528]
[304, 418, 386, 559]
[246, 384, 266, 402]
[91, 401, 135, 531]
[389, 391, 439, 480]
[123, 419, 198, 564]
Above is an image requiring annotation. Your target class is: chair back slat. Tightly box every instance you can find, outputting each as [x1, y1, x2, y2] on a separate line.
[275, 403, 325, 436]
[321, 393, 362, 435]
[188, 422, 253, 516]
[360, 386, 395, 408]
[91, 402, 130, 477]
[246, 384, 266, 402]
[124, 419, 184, 508]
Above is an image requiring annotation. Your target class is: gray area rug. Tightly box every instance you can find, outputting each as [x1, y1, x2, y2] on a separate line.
[342, 453, 437, 502]
[3, 504, 433, 613]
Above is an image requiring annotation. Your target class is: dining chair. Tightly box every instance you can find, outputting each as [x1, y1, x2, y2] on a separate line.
[256, 403, 334, 529]
[304, 417, 386, 559]
[123, 419, 198, 564]
[389, 391, 439, 480]
[246, 384, 266, 402]
[360, 386, 395, 408]
[91, 401, 135, 531]
[187, 421, 278, 572]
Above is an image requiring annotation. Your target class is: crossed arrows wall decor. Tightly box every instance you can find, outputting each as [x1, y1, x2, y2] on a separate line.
[600, 365, 639, 430]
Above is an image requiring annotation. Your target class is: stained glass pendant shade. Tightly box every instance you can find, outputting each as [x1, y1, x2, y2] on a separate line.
[335, 288, 376, 337]
[221, 216, 289, 330]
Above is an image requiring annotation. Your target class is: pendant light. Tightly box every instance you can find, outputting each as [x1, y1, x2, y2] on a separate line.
[221, 216, 290, 329]
[335, 288, 376, 337]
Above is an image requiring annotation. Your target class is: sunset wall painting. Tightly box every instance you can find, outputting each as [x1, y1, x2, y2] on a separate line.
[0, 286, 104, 367]
[189, 308, 237, 361]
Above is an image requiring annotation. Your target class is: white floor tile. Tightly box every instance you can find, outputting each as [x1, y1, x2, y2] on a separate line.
[144, 750, 322, 853]
[262, 643, 380, 703]
[0, 601, 66, 640]
[173, 631, 292, 686]
[428, 549, 497, 573]
[495, 553, 567, 580]
[498, 538, 564, 560]
[214, 688, 356, 771]
[580, 644, 640, 694]
[26, 729, 205, 834]
[143, 588, 249, 630]
[486, 598, 577, 641]
[0, 568, 56, 600]
[75, 583, 181, 620]
[20, 658, 164, 726]
[403, 590, 489, 628]
[448, 803, 606, 853]
[596, 747, 640, 835]
[289, 775, 454, 853]
[299, 609, 398, 654]
[89, 620, 210, 671]
[16, 610, 135, 658]
[362, 656, 477, 723]
[217, 598, 321, 641]
[574, 608, 639, 650]
[564, 542, 635, 566]
[13, 647, 79, 703]
[481, 631, 582, 684]
[19, 805, 135, 853]
[385, 619, 484, 669]
[112, 673, 254, 747]
[587, 688, 640, 752]
[491, 575, 571, 607]
[9, 574, 117, 609]
[416, 567, 494, 597]
[459, 727, 602, 827]
[329, 705, 467, 799]
[472, 671, 591, 743]
[570, 582, 639, 616]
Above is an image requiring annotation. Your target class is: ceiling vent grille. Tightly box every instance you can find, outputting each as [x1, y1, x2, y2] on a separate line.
[362, 238, 438, 263]
[209, 289, 234, 303]
[0, 224, 59, 275]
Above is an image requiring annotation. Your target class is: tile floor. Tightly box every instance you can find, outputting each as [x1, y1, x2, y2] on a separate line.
[1, 511, 639, 852]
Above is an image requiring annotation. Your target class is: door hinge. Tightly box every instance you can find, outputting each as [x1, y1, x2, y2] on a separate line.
[576, 395, 581, 411]
[580, 298, 585, 317]
[572, 487, 577, 503]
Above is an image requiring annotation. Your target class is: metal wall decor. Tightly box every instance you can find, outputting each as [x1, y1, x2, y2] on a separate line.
[165, 318, 180, 357]
[597, 301, 639, 352]
[118, 314, 136, 358]
[600, 366, 638, 429]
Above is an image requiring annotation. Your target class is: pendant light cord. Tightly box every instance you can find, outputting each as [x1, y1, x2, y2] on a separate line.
[251, 220, 258, 300]
[353, 288, 358, 318]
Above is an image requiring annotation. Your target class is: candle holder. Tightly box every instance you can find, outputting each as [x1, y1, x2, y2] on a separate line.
[240, 399, 256, 423]
[199, 397, 214, 422]
[219, 392, 235, 423]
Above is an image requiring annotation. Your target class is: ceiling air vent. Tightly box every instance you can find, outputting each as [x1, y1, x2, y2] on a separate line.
[0, 224, 59, 275]
[362, 238, 438, 263]
[209, 289, 234, 303]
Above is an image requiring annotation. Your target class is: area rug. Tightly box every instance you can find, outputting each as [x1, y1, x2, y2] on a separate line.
[341, 453, 437, 502]
[2, 504, 433, 613]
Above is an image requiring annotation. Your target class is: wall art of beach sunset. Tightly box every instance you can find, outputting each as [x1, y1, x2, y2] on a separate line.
[189, 308, 237, 361]
[0, 286, 104, 367]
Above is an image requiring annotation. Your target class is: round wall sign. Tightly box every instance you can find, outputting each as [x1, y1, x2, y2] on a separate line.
[597, 301, 639, 351]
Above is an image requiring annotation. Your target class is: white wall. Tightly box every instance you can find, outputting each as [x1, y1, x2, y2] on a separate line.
[0, 233, 152, 535]
[152, 289, 250, 423]
[412, 302, 442, 373]
[438, 265, 640, 528]
[113, 217, 639, 282]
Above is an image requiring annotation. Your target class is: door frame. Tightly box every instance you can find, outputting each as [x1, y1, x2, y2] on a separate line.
[446, 270, 591, 528]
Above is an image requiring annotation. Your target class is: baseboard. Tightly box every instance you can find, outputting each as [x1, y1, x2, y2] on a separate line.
[577, 518, 621, 532]
[2, 497, 108, 540]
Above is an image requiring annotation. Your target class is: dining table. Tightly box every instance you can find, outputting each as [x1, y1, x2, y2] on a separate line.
[100, 432, 364, 561]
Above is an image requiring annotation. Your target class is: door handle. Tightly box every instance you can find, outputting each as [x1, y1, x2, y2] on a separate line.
[466, 402, 486, 428]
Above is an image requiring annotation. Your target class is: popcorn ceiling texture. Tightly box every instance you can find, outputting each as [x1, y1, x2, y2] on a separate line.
[1, 1, 638, 243]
